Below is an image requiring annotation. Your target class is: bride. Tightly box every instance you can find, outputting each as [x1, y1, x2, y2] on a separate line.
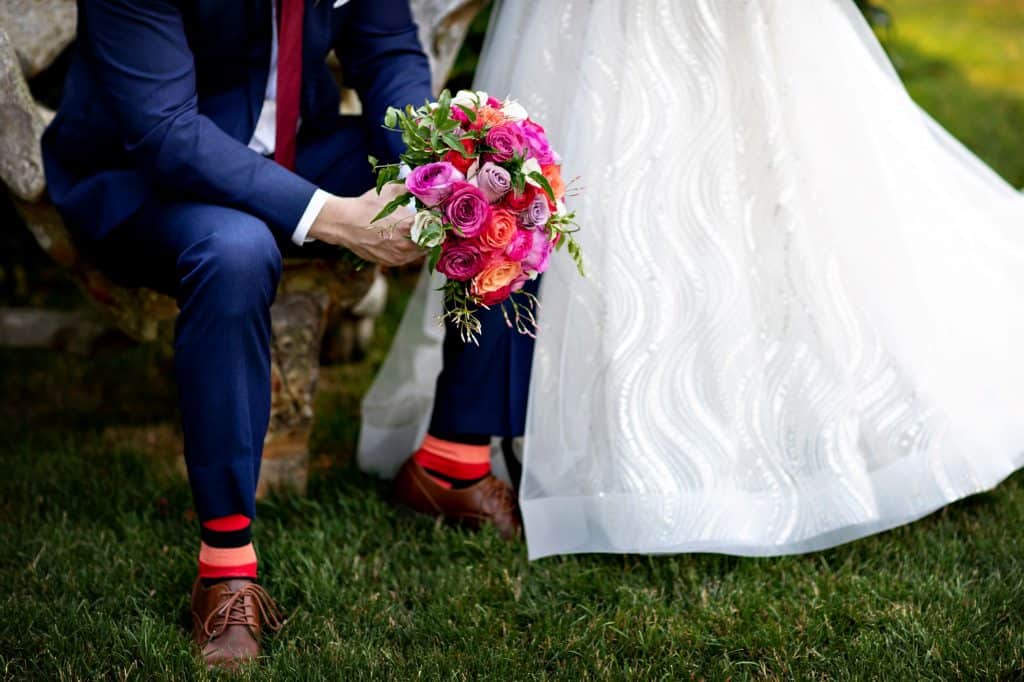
[359, 0, 1024, 558]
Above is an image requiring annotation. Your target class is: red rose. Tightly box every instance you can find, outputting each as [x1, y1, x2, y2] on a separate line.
[479, 285, 512, 306]
[503, 184, 537, 212]
[444, 139, 476, 175]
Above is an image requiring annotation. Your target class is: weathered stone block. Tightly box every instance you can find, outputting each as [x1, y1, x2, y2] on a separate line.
[0, 0, 77, 77]
[0, 29, 46, 201]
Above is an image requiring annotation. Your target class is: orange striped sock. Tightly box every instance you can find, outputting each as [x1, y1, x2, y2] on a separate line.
[198, 514, 257, 583]
[413, 434, 491, 489]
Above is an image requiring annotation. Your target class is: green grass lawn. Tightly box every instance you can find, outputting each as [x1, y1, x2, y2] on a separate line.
[4, 2, 1024, 679]
[880, 0, 1024, 186]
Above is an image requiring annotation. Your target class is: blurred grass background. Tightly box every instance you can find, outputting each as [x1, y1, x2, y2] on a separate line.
[3, 1, 1024, 678]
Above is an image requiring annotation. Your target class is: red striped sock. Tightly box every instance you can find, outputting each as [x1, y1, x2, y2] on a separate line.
[413, 434, 491, 489]
[198, 514, 257, 583]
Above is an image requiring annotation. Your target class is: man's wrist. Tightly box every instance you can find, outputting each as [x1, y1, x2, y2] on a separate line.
[308, 194, 357, 245]
[291, 189, 333, 246]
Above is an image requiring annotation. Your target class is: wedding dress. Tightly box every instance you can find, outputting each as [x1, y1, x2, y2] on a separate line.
[359, 0, 1024, 558]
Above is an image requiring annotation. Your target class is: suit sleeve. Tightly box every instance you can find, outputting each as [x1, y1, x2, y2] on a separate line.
[335, 0, 434, 162]
[80, 0, 318, 240]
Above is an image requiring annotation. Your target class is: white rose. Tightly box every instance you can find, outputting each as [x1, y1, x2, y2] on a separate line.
[501, 99, 529, 122]
[522, 158, 543, 186]
[410, 211, 444, 249]
[452, 89, 489, 109]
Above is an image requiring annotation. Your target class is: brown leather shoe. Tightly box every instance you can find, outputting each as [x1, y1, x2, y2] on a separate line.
[190, 578, 284, 670]
[393, 457, 522, 539]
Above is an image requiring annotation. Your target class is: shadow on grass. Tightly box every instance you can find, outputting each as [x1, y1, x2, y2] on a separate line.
[881, 35, 1024, 187]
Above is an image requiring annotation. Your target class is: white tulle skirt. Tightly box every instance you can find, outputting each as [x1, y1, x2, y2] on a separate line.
[359, 0, 1024, 559]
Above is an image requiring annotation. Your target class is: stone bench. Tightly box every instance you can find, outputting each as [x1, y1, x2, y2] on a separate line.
[0, 0, 487, 496]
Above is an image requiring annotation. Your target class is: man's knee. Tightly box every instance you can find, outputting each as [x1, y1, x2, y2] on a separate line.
[178, 210, 282, 317]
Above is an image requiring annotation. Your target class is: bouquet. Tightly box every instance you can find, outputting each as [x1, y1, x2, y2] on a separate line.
[370, 89, 583, 343]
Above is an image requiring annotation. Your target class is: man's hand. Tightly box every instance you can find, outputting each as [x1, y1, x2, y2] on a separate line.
[308, 183, 423, 266]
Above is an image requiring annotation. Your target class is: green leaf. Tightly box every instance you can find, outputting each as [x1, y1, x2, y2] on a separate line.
[384, 107, 399, 129]
[402, 150, 436, 166]
[372, 190, 412, 223]
[375, 165, 400, 195]
[367, 155, 379, 169]
[441, 132, 468, 155]
[568, 238, 586, 277]
[511, 171, 526, 196]
[402, 127, 428, 151]
[437, 89, 452, 112]
[432, 98, 450, 129]
[529, 172, 556, 203]
[427, 244, 443, 273]
[437, 117, 460, 133]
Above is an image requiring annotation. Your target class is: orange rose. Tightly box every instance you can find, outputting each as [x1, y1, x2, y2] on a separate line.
[470, 105, 507, 131]
[541, 163, 566, 206]
[479, 209, 517, 251]
[471, 257, 523, 299]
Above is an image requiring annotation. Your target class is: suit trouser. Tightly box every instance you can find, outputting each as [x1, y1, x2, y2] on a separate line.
[86, 116, 537, 521]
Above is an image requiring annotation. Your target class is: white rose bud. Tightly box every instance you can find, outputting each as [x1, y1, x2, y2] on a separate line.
[452, 89, 490, 109]
[501, 99, 529, 122]
[522, 158, 543, 186]
[410, 211, 445, 249]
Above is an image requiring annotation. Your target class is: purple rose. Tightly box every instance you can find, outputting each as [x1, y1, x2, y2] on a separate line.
[522, 193, 551, 228]
[505, 229, 534, 261]
[406, 162, 465, 207]
[476, 162, 512, 204]
[519, 120, 557, 165]
[437, 242, 486, 282]
[443, 182, 491, 238]
[485, 123, 527, 163]
[523, 233, 554, 273]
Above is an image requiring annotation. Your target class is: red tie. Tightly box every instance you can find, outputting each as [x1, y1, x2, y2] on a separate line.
[275, 0, 303, 170]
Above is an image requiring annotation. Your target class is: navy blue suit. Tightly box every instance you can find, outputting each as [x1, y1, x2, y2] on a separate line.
[42, 0, 537, 522]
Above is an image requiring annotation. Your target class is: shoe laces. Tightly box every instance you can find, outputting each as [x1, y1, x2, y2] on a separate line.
[204, 583, 285, 638]
[478, 477, 516, 515]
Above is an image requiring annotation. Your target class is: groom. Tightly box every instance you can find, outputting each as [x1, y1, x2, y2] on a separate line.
[42, 0, 534, 669]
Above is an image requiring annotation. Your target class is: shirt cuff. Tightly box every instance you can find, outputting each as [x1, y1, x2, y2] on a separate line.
[291, 189, 331, 246]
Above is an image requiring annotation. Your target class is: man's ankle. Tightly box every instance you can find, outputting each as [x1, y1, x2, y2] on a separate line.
[413, 433, 492, 489]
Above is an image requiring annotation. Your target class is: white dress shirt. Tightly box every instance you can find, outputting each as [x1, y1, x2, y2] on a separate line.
[248, 1, 329, 246]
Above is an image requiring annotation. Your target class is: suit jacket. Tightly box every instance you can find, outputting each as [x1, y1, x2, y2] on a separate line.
[41, 0, 433, 242]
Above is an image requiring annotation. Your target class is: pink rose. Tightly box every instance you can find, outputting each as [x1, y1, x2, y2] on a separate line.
[485, 123, 527, 163]
[523, 233, 554, 273]
[519, 120, 556, 165]
[406, 162, 465, 207]
[476, 162, 512, 204]
[505, 229, 534, 261]
[437, 241, 486, 282]
[443, 182, 492, 238]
